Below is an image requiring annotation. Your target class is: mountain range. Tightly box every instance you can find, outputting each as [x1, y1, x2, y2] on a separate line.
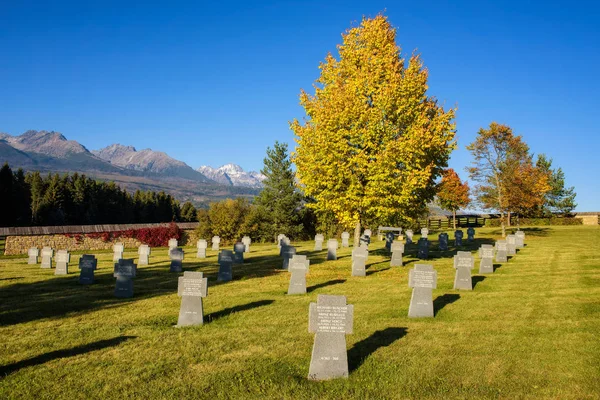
[0, 130, 265, 205]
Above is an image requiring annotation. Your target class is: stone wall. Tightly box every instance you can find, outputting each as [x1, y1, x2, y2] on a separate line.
[574, 215, 599, 225]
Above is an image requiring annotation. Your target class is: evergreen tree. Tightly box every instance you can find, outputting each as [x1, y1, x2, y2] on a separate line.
[533, 154, 577, 216]
[0, 163, 15, 226]
[180, 201, 198, 222]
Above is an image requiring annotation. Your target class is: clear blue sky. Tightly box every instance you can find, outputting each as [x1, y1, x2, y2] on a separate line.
[1, 1, 598, 211]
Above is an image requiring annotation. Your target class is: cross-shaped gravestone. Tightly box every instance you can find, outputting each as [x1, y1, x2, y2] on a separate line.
[233, 242, 245, 263]
[281, 245, 297, 270]
[478, 244, 494, 274]
[417, 238, 429, 259]
[114, 259, 136, 298]
[168, 238, 178, 250]
[288, 255, 310, 295]
[506, 235, 517, 255]
[78, 254, 97, 284]
[421, 228, 429, 238]
[138, 244, 150, 265]
[279, 236, 291, 256]
[405, 230, 414, 244]
[351, 246, 368, 277]
[55, 250, 70, 275]
[408, 264, 438, 318]
[314, 234, 324, 251]
[390, 241, 404, 267]
[327, 239, 338, 261]
[496, 240, 508, 262]
[211, 236, 220, 251]
[454, 230, 464, 247]
[41, 247, 54, 269]
[308, 294, 354, 380]
[453, 251, 474, 290]
[170, 248, 184, 272]
[515, 231, 525, 248]
[385, 232, 395, 253]
[359, 234, 370, 248]
[196, 239, 207, 258]
[28, 248, 39, 264]
[364, 229, 372, 237]
[217, 250, 233, 282]
[113, 243, 124, 262]
[341, 232, 350, 248]
[467, 227, 475, 242]
[438, 233, 449, 251]
[177, 271, 208, 326]
[242, 236, 251, 253]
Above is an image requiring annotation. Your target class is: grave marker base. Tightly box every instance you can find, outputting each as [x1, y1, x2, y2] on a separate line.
[479, 259, 494, 274]
[308, 332, 349, 380]
[115, 277, 133, 298]
[177, 296, 204, 326]
[408, 287, 434, 318]
[453, 268, 473, 290]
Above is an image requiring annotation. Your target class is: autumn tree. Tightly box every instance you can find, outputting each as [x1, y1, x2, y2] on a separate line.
[291, 15, 456, 245]
[436, 168, 470, 229]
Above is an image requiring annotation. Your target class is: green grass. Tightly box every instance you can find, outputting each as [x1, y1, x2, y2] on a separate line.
[0, 226, 598, 399]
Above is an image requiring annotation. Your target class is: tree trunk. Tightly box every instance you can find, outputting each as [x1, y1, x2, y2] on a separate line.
[501, 212, 506, 238]
[354, 221, 361, 247]
[507, 211, 511, 227]
[452, 210, 456, 230]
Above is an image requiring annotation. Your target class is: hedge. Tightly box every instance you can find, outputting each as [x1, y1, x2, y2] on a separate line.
[485, 217, 582, 227]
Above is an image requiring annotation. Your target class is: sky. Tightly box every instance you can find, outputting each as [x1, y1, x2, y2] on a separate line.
[1, 0, 598, 211]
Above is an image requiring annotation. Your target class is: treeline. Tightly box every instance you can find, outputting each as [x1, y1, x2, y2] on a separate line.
[0, 163, 198, 227]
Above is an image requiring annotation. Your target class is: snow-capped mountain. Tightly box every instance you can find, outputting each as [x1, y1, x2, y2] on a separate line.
[198, 164, 265, 188]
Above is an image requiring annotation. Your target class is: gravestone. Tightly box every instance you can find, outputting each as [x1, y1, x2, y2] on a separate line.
[281, 245, 297, 270]
[242, 236, 251, 253]
[277, 234, 286, 251]
[279, 236, 291, 256]
[417, 238, 429, 259]
[479, 244, 494, 274]
[114, 259, 136, 298]
[177, 271, 208, 326]
[288, 255, 310, 295]
[438, 233, 449, 251]
[211, 236, 220, 251]
[341, 232, 350, 248]
[454, 230, 464, 247]
[308, 294, 354, 380]
[351, 246, 368, 277]
[168, 238, 178, 250]
[506, 235, 517, 255]
[421, 228, 429, 238]
[138, 244, 150, 265]
[327, 239, 338, 261]
[196, 239, 207, 258]
[408, 264, 438, 318]
[453, 251, 474, 290]
[233, 242, 245, 263]
[405, 229, 414, 244]
[467, 227, 475, 242]
[217, 250, 234, 282]
[364, 229, 372, 237]
[55, 250, 70, 275]
[515, 231, 525, 248]
[496, 240, 508, 262]
[359, 234, 370, 248]
[113, 243, 124, 262]
[385, 232, 395, 253]
[314, 234, 324, 251]
[78, 254, 97, 284]
[390, 241, 404, 267]
[28, 247, 39, 264]
[41, 247, 53, 269]
[170, 248, 184, 272]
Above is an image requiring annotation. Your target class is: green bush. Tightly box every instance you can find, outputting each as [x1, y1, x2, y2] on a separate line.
[485, 217, 582, 227]
[195, 198, 254, 245]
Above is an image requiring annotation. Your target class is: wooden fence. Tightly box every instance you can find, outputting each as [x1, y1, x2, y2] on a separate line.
[0, 222, 200, 236]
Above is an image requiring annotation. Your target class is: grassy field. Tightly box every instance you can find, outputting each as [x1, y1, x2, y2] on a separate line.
[0, 226, 598, 399]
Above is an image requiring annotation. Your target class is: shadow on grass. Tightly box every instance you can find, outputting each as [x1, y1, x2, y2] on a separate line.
[0, 277, 23, 282]
[472, 276, 486, 289]
[205, 300, 274, 323]
[366, 267, 390, 276]
[493, 263, 502, 272]
[433, 294, 460, 316]
[348, 327, 408, 373]
[307, 279, 346, 293]
[0, 336, 136, 377]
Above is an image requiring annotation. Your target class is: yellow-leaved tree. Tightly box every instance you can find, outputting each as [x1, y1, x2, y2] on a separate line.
[290, 15, 456, 245]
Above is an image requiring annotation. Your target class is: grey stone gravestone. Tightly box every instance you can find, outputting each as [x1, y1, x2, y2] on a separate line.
[138, 244, 150, 265]
[405, 229, 414, 244]
[41, 247, 53, 269]
[78, 254, 97, 284]
[506, 235, 517, 255]
[417, 238, 429, 259]
[170, 248, 184, 272]
[308, 294, 354, 381]
[351, 246, 368, 277]
[454, 230, 464, 247]
[217, 250, 234, 281]
[233, 242, 245, 263]
[211, 236, 220, 251]
[288, 255, 310, 295]
[27, 247, 39, 264]
[385, 232, 395, 252]
[408, 264, 437, 318]
[314, 234, 324, 251]
[277, 234, 286, 251]
[390, 241, 404, 267]
[467, 227, 475, 242]
[496, 240, 508, 262]
[453, 251, 474, 290]
[55, 250, 70, 275]
[177, 271, 208, 326]
[279, 236, 291, 256]
[341, 232, 350, 248]
[515, 231, 525, 248]
[196, 239, 207, 258]
[438, 233, 449, 251]
[114, 259, 136, 298]
[359, 234, 370, 247]
[421, 228, 429, 239]
[364, 229, 372, 237]
[327, 239, 338, 261]
[113, 243, 124, 262]
[479, 244, 494, 274]
[168, 238, 178, 250]
[281, 245, 297, 270]
[242, 236, 251, 253]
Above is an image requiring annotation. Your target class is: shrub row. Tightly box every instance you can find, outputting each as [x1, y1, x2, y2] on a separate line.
[485, 217, 582, 227]
[65, 222, 182, 247]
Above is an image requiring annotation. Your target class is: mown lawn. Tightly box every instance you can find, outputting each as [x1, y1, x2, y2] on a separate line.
[0, 226, 598, 399]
